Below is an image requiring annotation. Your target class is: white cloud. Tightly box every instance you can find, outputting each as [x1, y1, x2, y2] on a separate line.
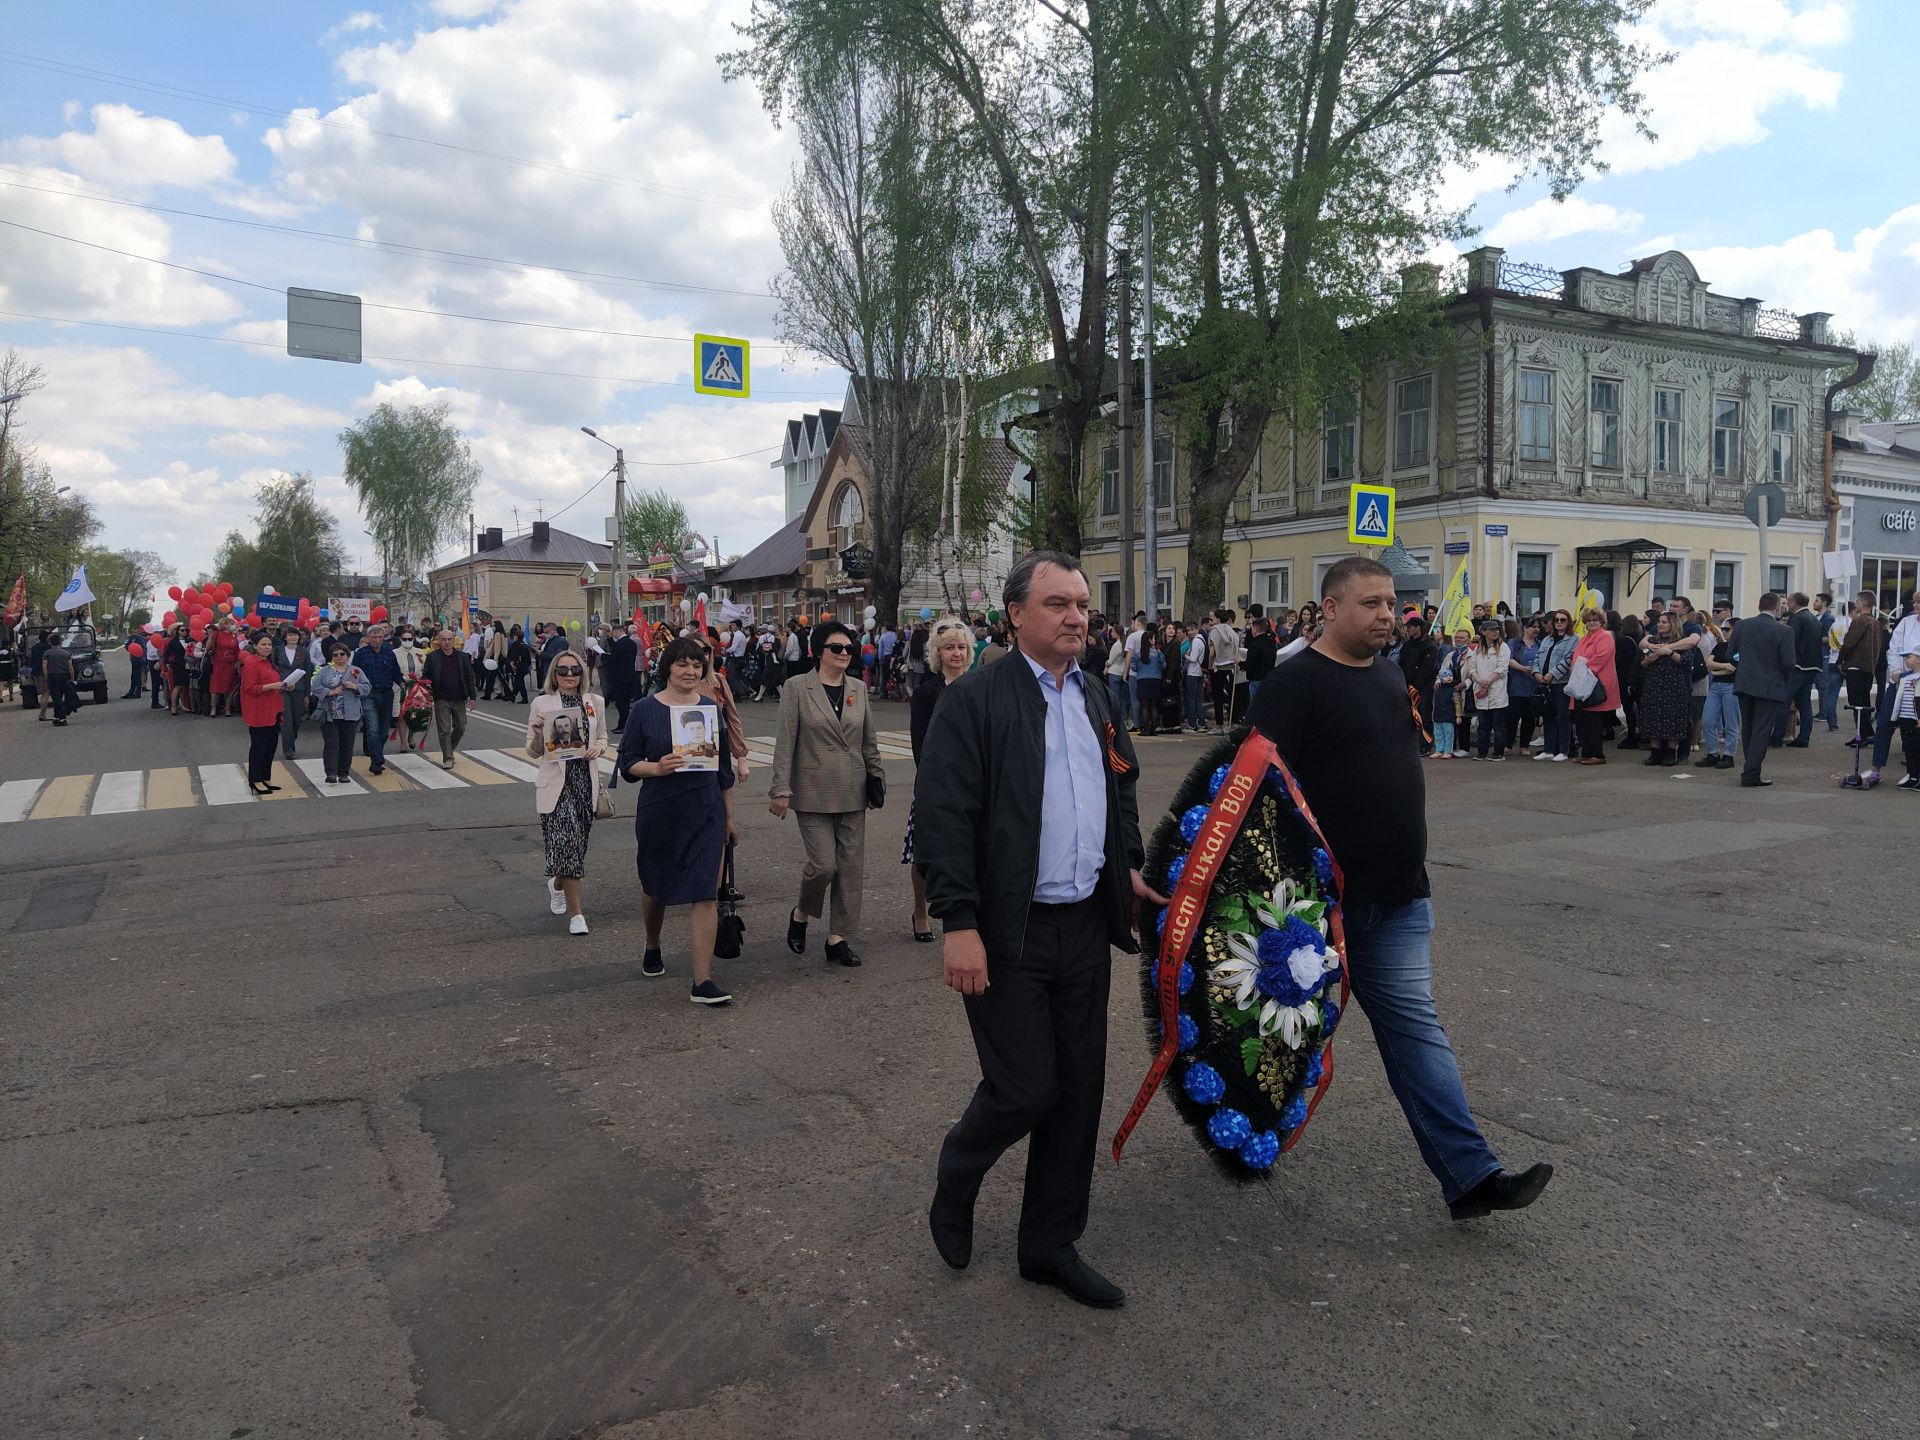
[1597, 37, 1842, 175]
[8, 103, 237, 192]
[1658, 0, 1852, 47]
[324, 10, 386, 42]
[1485, 197, 1644, 249]
[1686, 205, 1920, 346]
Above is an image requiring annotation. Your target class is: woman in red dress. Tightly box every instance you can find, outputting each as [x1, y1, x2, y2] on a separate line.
[239, 630, 287, 794]
[208, 618, 242, 717]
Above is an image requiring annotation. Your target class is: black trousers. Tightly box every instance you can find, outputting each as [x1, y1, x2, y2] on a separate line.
[1738, 695, 1781, 781]
[1211, 668, 1235, 726]
[247, 723, 279, 784]
[937, 894, 1111, 1268]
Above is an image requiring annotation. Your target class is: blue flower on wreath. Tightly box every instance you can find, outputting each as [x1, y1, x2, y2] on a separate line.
[1166, 855, 1186, 890]
[1155, 908, 1167, 938]
[1239, 1130, 1280, 1170]
[1183, 1060, 1226, 1105]
[1280, 1095, 1309, 1131]
[1255, 962, 1316, 1008]
[1312, 847, 1334, 888]
[1321, 999, 1341, 1037]
[1208, 764, 1230, 799]
[1179, 804, 1211, 845]
[1160, 1012, 1200, 1052]
[1305, 1052, 1323, 1087]
[1283, 914, 1326, 955]
[1157, 958, 1194, 995]
[1208, 1107, 1252, 1149]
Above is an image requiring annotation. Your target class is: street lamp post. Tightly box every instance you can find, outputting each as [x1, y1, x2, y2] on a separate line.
[581, 427, 628, 625]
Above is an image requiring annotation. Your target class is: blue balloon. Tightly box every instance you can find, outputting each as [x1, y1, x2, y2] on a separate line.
[919, 606, 934, 620]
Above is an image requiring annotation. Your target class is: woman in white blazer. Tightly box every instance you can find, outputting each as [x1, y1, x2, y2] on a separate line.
[525, 652, 608, 935]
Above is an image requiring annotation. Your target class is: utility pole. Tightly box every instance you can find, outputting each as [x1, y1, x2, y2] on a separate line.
[612, 445, 629, 624]
[1115, 248, 1137, 625]
[1142, 204, 1159, 621]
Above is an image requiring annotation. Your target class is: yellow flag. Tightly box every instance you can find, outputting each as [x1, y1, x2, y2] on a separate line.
[459, 592, 471, 640]
[1573, 584, 1598, 635]
[1438, 558, 1471, 637]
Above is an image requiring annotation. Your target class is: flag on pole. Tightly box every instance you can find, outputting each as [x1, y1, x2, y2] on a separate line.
[1438, 559, 1471, 637]
[1573, 584, 1600, 635]
[3, 573, 25, 627]
[54, 563, 95, 613]
[458, 592, 470, 639]
[691, 595, 707, 634]
[633, 604, 651, 673]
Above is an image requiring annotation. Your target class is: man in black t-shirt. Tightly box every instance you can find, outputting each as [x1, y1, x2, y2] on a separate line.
[1247, 556, 1552, 1223]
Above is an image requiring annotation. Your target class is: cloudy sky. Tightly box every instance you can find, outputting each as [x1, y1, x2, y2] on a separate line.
[2, 0, 1915, 603]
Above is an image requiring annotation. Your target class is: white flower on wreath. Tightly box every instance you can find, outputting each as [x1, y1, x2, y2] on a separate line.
[1269, 999, 1321, 1048]
[1218, 934, 1261, 1007]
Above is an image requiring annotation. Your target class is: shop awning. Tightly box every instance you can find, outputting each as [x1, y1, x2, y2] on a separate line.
[1576, 538, 1668, 593]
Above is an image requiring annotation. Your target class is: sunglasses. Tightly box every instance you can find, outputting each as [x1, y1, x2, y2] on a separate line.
[552, 666, 583, 676]
[822, 643, 853, 654]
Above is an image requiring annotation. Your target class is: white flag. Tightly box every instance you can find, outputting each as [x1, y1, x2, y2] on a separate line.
[54, 563, 95, 613]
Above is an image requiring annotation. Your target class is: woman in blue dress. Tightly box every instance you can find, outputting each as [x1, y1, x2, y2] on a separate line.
[617, 636, 738, 1005]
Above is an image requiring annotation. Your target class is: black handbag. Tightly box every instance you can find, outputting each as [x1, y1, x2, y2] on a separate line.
[866, 773, 886, 810]
[714, 844, 745, 959]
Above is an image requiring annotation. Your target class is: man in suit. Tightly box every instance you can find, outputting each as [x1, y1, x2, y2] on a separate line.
[1731, 592, 1798, 787]
[1774, 592, 1824, 746]
[605, 621, 639, 732]
[915, 551, 1160, 1309]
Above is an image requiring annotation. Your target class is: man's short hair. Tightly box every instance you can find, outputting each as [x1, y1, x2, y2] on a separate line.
[1672, 596, 1691, 610]
[1815, 592, 1832, 605]
[1003, 550, 1085, 614]
[1756, 591, 1782, 613]
[1789, 592, 1809, 609]
[1321, 556, 1393, 602]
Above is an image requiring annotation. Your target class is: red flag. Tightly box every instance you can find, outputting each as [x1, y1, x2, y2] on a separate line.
[2, 573, 24, 627]
[634, 604, 651, 672]
[692, 596, 707, 633]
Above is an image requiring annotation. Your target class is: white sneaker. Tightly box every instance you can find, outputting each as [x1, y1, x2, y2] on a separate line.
[568, 913, 589, 936]
[1529, 736, 1546, 748]
[1532, 751, 1554, 761]
[1550, 753, 1569, 762]
[548, 880, 567, 915]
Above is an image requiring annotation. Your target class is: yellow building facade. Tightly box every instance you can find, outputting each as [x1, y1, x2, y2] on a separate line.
[1079, 248, 1863, 621]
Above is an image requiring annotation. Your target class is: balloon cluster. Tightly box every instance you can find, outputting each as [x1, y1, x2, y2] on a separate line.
[160, 582, 387, 636]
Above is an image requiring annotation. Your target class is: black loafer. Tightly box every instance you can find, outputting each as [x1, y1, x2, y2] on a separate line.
[1740, 777, 1774, 787]
[929, 1188, 974, 1270]
[1449, 1162, 1554, 1221]
[1019, 1255, 1125, 1309]
[787, 909, 807, 955]
[825, 939, 861, 967]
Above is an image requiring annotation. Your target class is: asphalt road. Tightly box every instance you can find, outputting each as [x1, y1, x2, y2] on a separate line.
[2, 653, 1915, 1439]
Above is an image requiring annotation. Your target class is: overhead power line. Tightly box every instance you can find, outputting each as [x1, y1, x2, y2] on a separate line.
[0, 308, 843, 400]
[0, 171, 776, 300]
[0, 216, 799, 350]
[0, 50, 763, 212]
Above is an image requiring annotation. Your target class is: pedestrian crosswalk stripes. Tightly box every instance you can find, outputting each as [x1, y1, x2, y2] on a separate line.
[0, 734, 912, 822]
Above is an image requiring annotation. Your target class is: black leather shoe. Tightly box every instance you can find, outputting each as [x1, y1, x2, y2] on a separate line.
[786, 908, 807, 955]
[1019, 1255, 1125, 1309]
[825, 939, 861, 967]
[1740, 776, 1774, 787]
[1785, 740, 1810, 748]
[1449, 1162, 1554, 1221]
[929, 1189, 973, 1270]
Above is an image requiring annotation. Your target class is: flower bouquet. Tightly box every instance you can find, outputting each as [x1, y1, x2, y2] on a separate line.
[1112, 727, 1348, 1178]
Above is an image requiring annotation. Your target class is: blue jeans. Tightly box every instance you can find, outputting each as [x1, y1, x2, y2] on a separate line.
[1871, 678, 1900, 770]
[1817, 665, 1842, 728]
[1182, 673, 1205, 728]
[362, 688, 394, 768]
[1343, 898, 1502, 1203]
[1702, 681, 1739, 757]
[1106, 673, 1132, 726]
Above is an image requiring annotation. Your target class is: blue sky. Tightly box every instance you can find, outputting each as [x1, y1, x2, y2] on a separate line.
[1, 0, 1915, 600]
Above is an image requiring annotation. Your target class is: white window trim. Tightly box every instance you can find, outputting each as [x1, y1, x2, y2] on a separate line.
[1769, 403, 1798, 488]
[1249, 562, 1292, 610]
[1650, 548, 1691, 606]
[1709, 551, 1744, 610]
[1652, 385, 1684, 475]
[1512, 544, 1558, 614]
[1765, 560, 1795, 597]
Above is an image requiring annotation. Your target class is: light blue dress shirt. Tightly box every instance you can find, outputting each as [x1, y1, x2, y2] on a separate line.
[1024, 652, 1109, 903]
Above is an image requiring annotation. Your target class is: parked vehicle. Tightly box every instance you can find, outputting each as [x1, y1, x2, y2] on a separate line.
[18, 622, 110, 708]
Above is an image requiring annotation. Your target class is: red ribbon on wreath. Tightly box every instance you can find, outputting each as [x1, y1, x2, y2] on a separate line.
[1109, 728, 1350, 1165]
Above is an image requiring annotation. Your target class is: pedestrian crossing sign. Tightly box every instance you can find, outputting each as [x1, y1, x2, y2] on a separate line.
[1347, 483, 1395, 545]
[693, 333, 750, 398]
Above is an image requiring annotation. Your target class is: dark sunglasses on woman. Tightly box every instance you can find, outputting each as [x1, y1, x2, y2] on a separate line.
[822, 642, 853, 655]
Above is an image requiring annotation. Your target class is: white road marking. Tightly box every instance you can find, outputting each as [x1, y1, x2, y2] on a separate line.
[0, 778, 47, 823]
[197, 764, 256, 805]
[90, 770, 145, 814]
[386, 751, 469, 790]
[293, 758, 367, 794]
[466, 748, 542, 782]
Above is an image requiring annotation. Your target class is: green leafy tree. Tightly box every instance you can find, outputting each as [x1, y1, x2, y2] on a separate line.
[622, 485, 692, 561]
[0, 352, 101, 617]
[340, 401, 481, 601]
[1136, 0, 1659, 618]
[1833, 335, 1919, 422]
[253, 472, 347, 604]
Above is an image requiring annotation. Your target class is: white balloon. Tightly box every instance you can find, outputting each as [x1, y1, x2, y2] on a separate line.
[863, 604, 877, 618]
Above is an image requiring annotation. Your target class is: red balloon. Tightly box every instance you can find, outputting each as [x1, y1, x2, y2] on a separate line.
[370, 605, 389, 622]
[219, 582, 234, 599]
[167, 585, 183, 601]
[161, 611, 176, 627]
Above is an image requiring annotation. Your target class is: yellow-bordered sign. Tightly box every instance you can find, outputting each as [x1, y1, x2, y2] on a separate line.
[693, 334, 750, 398]
[1347, 482, 1394, 545]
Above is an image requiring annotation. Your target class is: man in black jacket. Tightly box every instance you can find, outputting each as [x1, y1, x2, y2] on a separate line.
[916, 551, 1160, 1309]
[1774, 591, 1824, 746]
[1731, 593, 1797, 786]
[1395, 615, 1441, 753]
[605, 622, 639, 731]
[422, 628, 479, 770]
